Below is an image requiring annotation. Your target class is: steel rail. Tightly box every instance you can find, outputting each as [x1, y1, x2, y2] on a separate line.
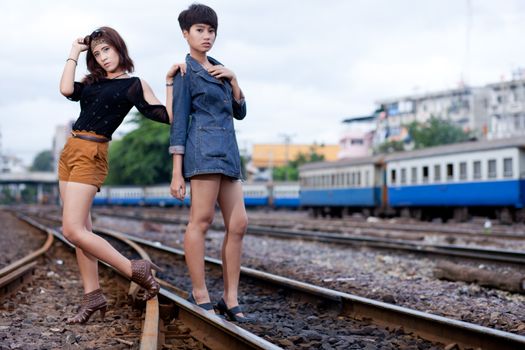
[93, 225, 525, 350]
[16, 213, 160, 350]
[92, 210, 525, 265]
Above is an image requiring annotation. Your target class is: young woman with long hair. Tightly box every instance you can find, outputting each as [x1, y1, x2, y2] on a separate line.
[59, 26, 180, 324]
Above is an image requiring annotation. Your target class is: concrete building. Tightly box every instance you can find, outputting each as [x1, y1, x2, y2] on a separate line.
[486, 77, 525, 140]
[338, 115, 376, 159]
[374, 86, 491, 144]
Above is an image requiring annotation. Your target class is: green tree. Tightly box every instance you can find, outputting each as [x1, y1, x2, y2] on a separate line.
[105, 113, 172, 185]
[272, 147, 325, 181]
[30, 150, 53, 171]
[408, 116, 471, 149]
[375, 140, 405, 154]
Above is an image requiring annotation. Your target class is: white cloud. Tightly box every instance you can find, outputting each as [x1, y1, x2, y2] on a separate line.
[2, 0, 525, 166]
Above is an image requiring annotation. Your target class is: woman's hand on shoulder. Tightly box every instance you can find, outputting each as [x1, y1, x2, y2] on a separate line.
[166, 63, 187, 81]
[208, 65, 236, 82]
[72, 37, 88, 53]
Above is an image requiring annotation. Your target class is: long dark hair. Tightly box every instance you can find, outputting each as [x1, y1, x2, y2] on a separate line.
[82, 26, 134, 84]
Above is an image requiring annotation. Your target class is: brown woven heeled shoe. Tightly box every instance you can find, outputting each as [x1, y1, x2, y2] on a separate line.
[66, 288, 107, 324]
[130, 260, 161, 300]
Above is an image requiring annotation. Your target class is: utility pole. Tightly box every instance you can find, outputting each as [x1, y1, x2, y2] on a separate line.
[279, 133, 295, 181]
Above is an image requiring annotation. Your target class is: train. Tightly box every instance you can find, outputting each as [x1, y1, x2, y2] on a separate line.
[93, 137, 525, 222]
[300, 136, 525, 222]
[93, 182, 300, 208]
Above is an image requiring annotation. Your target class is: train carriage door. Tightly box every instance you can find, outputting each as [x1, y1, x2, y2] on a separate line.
[381, 161, 388, 210]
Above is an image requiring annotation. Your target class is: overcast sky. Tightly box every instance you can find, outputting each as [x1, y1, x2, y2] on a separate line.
[2, 0, 525, 165]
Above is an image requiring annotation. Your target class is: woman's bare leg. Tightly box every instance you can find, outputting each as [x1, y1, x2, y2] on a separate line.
[60, 181, 100, 293]
[217, 176, 248, 312]
[61, 181, 132, 277]
[185, 174, 221, 304]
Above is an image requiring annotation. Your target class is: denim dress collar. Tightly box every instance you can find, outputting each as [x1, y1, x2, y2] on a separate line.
[186, 54, 224, 86]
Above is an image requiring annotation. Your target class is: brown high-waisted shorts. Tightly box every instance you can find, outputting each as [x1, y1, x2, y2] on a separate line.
[58, 131, 109, 190]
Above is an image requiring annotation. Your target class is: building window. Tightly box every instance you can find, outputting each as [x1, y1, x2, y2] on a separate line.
[446, 163, 454, 181]
[422, 166, 429, 183]
[391, 169, 397, 185]
[411, 167, 417, 184]
[434, 164, 441, 182]
[473, 161, 482, 180]
[459, 162, 467, 180]
[504, 158, 513, 178]
[488, 159, 497, 178]
[401, 168, 407, 184]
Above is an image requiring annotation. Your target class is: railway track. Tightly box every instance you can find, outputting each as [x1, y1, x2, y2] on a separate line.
[91, 209, 525, 267]
[16, 213, 280, 350]
[25, 212, 525, 350]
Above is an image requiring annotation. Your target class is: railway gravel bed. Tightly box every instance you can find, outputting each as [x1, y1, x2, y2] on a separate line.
[145, 246, 444, 349]
[93, 207, 525, 251]
[0, 211, 48, 269]
[31, 214, 446, 349]
[0, 243, 144, 348]
[93, 213, 525, 337]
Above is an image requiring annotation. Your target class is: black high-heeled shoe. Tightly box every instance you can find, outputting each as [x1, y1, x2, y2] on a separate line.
[216, 298, 252, 323]
[187, 292, 214, 311]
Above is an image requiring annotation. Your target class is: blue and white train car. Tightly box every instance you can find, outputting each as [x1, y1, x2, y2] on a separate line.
[93, 186, 109, 206]
[299, 156, 384, 216]
[144, 184, 191, 207]
[106, 186, 145, 206]
[243, 183, 269, 207]
[272, 182, 300, 208]
[386, 137, 525, 221]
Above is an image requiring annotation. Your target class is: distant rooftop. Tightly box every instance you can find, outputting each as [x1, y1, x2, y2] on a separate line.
[342, 115, 376, 124]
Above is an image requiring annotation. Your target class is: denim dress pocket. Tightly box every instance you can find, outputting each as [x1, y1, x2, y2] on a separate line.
[198, 126, 227, 158]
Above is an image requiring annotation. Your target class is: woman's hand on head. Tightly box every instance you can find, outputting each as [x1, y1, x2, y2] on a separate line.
[72, 37, 88, 53]
[208, 65, 236, 82]
[167, 63, 187, 80]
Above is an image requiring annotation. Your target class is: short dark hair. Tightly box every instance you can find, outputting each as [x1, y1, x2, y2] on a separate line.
[82, 26, 134, 84]
[178, 3, 218, 32]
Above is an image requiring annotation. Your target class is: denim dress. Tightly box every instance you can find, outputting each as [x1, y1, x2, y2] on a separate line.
[169, 54, 247, 180]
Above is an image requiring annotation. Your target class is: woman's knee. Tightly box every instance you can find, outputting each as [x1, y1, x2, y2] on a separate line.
[228, 215, 248, 237]
[189, 214, 215, 233]
[62, 223, 83, 245]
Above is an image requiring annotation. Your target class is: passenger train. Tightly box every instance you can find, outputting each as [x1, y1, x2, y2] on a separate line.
[94, 137, 525, 222]
[93, 182, 300, 208]
[299, 137, 525, 222]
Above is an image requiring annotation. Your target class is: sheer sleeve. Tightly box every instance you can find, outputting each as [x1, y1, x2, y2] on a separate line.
[127, 78, 170, 124]
[66, 82, 84, 102]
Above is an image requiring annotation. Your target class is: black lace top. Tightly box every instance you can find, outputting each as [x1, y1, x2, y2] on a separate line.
[66, 77, 169, 139]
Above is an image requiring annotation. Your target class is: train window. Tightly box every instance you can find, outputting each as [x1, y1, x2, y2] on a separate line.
[503, 158, 513, 177]
[357, 172, 361, 186]
[365, 170, 370, 187]
[350, 172, 355, 186]
[434, 165, 441, 182]
[473, 161, 482, 179]
[411, 167, 417, 184]
[422, 166, 429, 183]
[331, 174, 336, 188]
[391, 169, 397, 184]
[401, 168, 407, 184]
[446, 163, 454, 181]
[459, 162, 467, 180]
[488, 159, 497, 178]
